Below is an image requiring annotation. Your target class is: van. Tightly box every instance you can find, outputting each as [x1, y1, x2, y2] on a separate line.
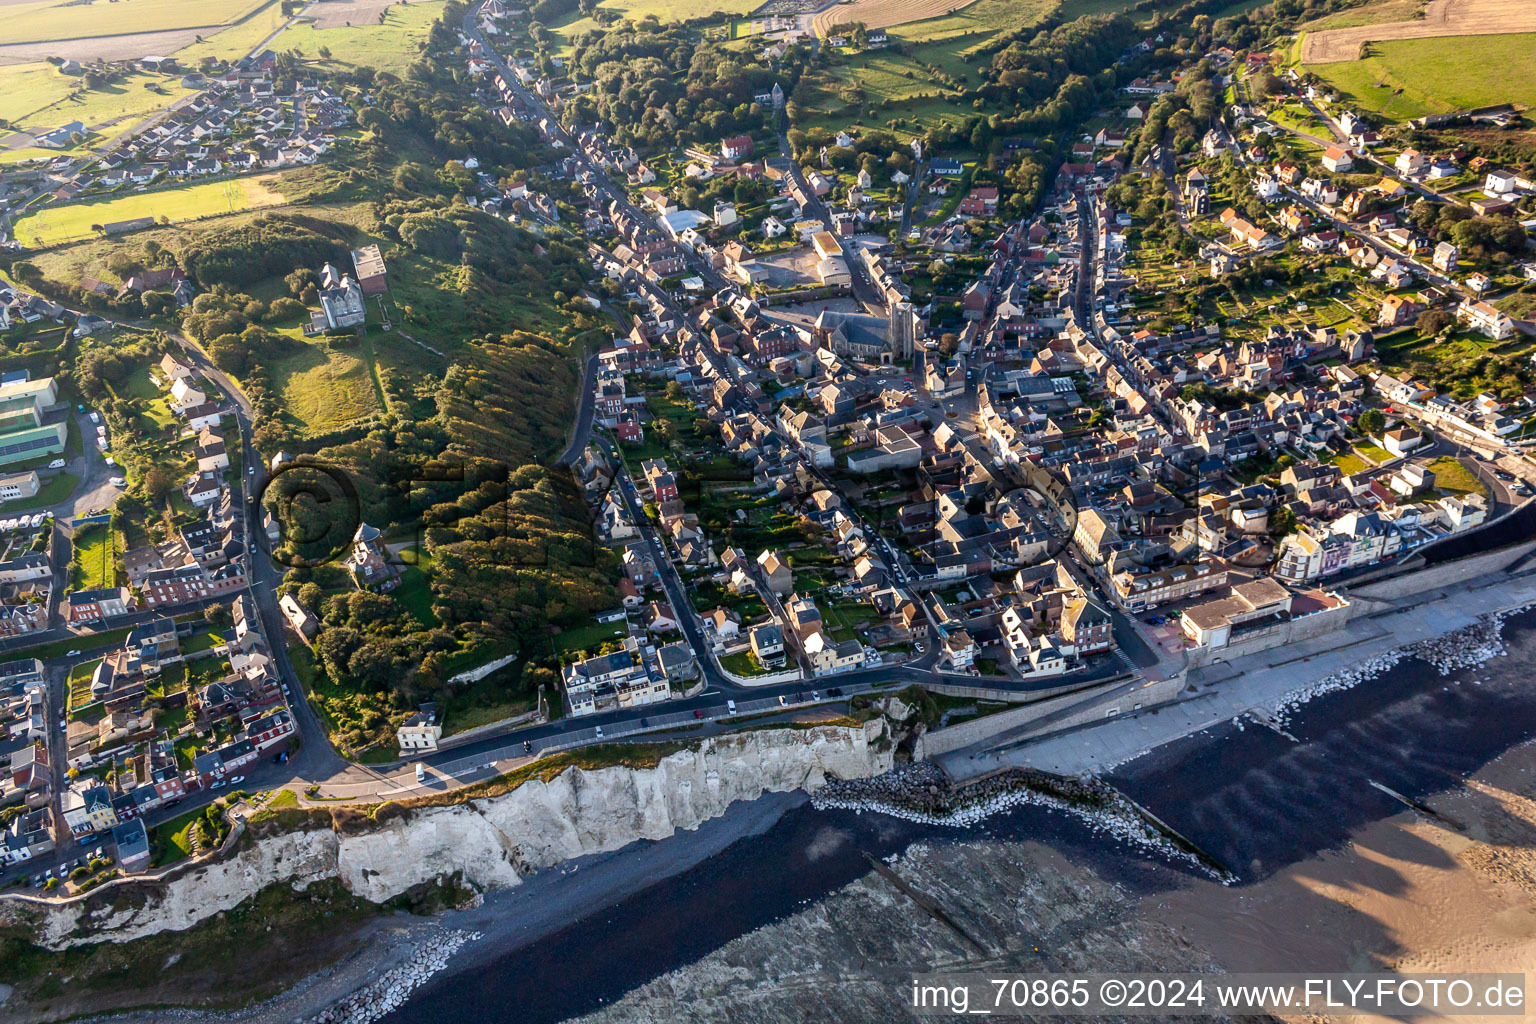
[415, 763, 426, 783]
[726, 699, 736, 715]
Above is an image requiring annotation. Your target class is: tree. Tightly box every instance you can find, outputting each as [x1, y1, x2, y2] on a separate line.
[1270, 506, 1296, 537]
[1357, 408, 1386, 436]
[1416, 308, 1454, 337]
[142, 464, 177, 505]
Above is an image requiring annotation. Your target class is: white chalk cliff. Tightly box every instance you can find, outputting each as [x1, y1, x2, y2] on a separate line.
[4, 723, 891, 949]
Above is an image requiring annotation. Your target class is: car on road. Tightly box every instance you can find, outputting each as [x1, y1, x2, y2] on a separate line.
[1496, 470, 1516, 481]
[211, 780, 227, 790]
[778, 695, 787, 707]
[693, 709, 704, 719]
[828, 687, 842, 697]
[913, 642, 925, 653]
[811, 691, 819, 701]
[639, 717, 648, 728]
[594, 725, 604, 738]
[65, 650, 80, 657]
[229, 776, 245, 784]
[109, 477, 126, 487]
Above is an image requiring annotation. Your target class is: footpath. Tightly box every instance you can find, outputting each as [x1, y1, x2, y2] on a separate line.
[940, 567, 1536, 779]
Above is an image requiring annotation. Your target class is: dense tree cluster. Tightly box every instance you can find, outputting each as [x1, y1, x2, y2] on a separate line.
[558, 22, 782, 149]
[178, 215, 353, 287]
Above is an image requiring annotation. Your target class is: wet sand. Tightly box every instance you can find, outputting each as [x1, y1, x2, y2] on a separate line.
[1163, 736, 1536, 1021]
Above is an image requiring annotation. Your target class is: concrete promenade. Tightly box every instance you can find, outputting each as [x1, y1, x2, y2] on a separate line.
[941, 568, 1536, 778]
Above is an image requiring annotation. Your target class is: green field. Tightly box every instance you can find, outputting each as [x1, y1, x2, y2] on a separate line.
[273, 343, 384, 435]
[546, 9, 601, 56]
[0, 0, 267, 44]
[13, 176, 290, 246]
[70, 522, 117, 591]
[171, 0, 292, 64]
[271, 1, 446, 76]
[1308, 33, 1536, 121]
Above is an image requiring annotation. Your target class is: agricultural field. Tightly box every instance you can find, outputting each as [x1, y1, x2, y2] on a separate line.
[12, 176, 292, 247]
[272, 342, 384, 435]
[1308, 32, 1536, 120]
[892, 0, 1054, 45]
[170, 0, 292, 65]
[270, 0, 445, 75]
[1301, 0, 1536, 63]
[0, 0, 267, 45]
[814, 0, 979, 36]
[1300, 0, 1424, 32]
[596, 0, 758, 20]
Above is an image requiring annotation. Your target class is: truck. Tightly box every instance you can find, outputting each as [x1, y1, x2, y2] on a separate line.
[415, 762, 426, 783]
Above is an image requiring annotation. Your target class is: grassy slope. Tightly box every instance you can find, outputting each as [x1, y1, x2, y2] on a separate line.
[12, 176, 292, 247]
[272, 342, 384, 434]
[0, 62, 197, 137]
[1307, 33, 1536, 121]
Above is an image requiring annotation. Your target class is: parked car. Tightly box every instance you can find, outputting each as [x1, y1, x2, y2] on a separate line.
[65, 650, 80, 657]
[47, 459, 65, 470]
[594, 725, 604, 738]
[693, 709, 704, 719]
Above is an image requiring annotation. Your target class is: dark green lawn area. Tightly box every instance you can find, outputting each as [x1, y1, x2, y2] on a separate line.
[0, 471, 76, 513]
[720, 650, 769, 676]
[551, 619, 626, 658]
[148, 806, 206, 867]
[391, 565, 438, 627]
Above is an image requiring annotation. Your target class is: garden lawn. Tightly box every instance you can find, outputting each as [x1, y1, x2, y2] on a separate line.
[552, 619, 626, 658]
[12, 176, 291, 247]
[391, 565, 438, 627]
[0, 471, 75, 512]
[70, 522, 116, 591]
[1427, 456, 1488, 498]
[148, 806, 208, 867]
[720, 650, 768, 676]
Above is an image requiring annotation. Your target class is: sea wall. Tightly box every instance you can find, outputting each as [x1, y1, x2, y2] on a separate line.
[1348, 539, 1536, 602]
[0, 723, 892, 950]
[920, 676, 1183, 758]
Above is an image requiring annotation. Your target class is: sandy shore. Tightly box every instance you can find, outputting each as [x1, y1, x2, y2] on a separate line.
[554, 733, 1536, 1024]
[1162, 735, 1536, 1022]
